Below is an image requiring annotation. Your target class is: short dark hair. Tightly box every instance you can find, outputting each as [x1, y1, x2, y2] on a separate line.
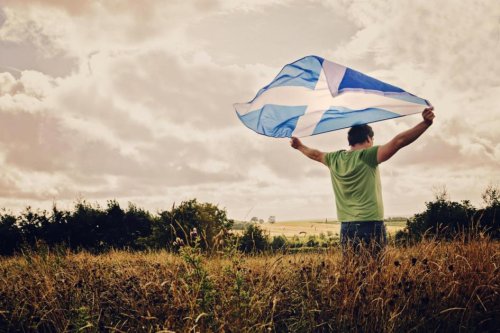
[348, 124, 374, 146]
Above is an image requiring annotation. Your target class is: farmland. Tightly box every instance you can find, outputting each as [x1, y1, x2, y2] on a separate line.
[232, 219, 407, 238]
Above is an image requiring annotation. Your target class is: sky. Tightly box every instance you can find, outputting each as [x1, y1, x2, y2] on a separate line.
[0, 0, 499, 221]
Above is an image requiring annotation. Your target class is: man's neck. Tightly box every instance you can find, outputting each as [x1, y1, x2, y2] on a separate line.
[349, 142, 371, 151]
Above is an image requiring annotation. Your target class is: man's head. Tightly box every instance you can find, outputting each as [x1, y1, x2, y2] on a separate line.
[348, 124, 374, 146]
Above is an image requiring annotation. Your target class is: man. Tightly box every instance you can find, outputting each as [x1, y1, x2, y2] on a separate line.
[290, 107, 435, 253]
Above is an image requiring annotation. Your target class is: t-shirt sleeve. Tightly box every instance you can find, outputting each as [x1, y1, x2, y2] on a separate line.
[361, 146, 379, 168]
[324, 151, 336, 167]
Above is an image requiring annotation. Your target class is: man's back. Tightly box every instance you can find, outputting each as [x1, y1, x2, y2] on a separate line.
[290, 107, 435, 253]
[325, 146, 383, 222]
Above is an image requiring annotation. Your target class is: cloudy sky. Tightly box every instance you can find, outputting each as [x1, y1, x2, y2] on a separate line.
[0, 0, 499, 221]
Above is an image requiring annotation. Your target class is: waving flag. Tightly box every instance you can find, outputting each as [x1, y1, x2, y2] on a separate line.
[234, 56, 430, 138]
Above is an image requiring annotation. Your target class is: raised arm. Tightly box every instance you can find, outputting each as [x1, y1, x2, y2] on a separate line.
[377, 107, 435, 163]
[290, 137, 327, 165]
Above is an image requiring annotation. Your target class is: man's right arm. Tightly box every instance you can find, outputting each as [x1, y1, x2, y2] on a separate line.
[377, 107, 435, 164]
[290, 137, 327, 165]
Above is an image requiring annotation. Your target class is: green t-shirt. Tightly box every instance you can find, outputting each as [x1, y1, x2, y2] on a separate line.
[325, 146, 383, 222]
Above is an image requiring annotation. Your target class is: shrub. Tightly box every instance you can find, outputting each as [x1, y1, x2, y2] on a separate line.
[270, 235, 287, 251]
[306, 235, 319, 247]
[238, 224, 269, 253]
[396, 186, 499, 243]
[0, 212, 22, 255]
[144, 199, 234, 252]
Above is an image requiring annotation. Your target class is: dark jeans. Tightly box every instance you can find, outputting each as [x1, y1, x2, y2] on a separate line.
[340, 221, 387, 254]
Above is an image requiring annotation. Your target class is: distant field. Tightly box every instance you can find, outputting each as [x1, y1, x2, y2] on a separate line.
[233, 219, 407, 238]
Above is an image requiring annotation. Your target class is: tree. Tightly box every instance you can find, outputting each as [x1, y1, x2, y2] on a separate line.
[0, 212, 22, 255]
[270, 235, 287, 251]
[477, 185, 499, 239]
[122, 204, 153, 250]
[396, 186, 500, 243]
[396, 198, 475, 243]
[68, 200, 106, 251]
[238, 224, 269, 253]
[41, 205, 71, 247]
[145, 199, 233, 252]
[92, 200, 152, 250]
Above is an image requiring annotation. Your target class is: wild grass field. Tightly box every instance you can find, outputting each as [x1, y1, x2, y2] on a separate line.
[1, 237, 498, 332]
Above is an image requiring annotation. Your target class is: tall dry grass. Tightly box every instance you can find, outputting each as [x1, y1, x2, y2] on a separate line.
[0, 238, 498, 332]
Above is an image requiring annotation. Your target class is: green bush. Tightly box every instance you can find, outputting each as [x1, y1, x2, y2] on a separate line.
[0, 212, 22, 255]
[270, 235, 287, 251]
[144, 199, 234, 252]
[396, 186, 499, 243]
[238, 224, 269, 253]
[306, 235, 319, 247]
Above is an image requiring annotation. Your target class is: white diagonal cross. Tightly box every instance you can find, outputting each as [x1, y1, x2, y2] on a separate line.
[235, 61, 424, 137]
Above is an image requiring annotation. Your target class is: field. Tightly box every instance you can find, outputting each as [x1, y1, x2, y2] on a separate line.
[1, 238, 499, 332]
[268, 220, 406, 238]
[232, 219, 407, 239]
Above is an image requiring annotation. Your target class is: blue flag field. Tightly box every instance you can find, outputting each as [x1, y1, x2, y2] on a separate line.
[235, 56, 430, 138]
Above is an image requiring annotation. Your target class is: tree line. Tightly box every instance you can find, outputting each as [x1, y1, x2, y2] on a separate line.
[0, 186, 498, 255]
[0, 199, 236, 256]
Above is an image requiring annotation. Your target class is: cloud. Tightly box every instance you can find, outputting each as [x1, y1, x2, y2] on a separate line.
[0, 55, 249, 203]
[0, 0, 498, 220]
[186, 0, 357, 67]
[335, 0, 500, 85]
[0, 1, 225, 60]
[106, 50, 257, 130]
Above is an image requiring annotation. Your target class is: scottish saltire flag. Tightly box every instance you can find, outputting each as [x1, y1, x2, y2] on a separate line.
[234, 56, 430, 138]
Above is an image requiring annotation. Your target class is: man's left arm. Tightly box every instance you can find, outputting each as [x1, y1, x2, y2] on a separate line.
[290, 137, 327, 165]
[377, 107, 435, 164]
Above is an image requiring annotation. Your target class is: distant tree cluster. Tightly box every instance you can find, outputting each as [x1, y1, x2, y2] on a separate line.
[237, 225, 336, 254]
[0, 199, 234, 256]
[396, 186, 499, 243]
[238, 223, 270, 253]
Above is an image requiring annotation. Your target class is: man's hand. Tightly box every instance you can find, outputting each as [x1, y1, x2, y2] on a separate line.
[290, 137, 303, 149]
[422, 107, 435, 126]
